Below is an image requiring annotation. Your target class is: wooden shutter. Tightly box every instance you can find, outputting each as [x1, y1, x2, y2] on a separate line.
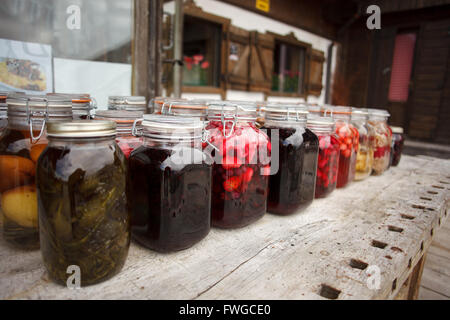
[225, 26, 250, 91]
[249, 31, 274, 93]
[308, 49, 325, 96]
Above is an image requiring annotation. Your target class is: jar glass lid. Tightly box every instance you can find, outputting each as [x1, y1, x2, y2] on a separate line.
[6, 93, 73, 119]
[369, 108, 390, 118]
[351, 107, 369, 119]
[96, 110, 143, 122]
[264, 103, 308, 121]
[155, 100, 208, 117]
[207, 101, 257, 120]
[108, 95, 146, 105]
[47, 120, 116, 138]
[141, 114, 203, 140]
[390, 126, 404, 134]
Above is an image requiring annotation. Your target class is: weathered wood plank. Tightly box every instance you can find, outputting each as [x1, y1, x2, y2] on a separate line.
[0, 155, 448, 299]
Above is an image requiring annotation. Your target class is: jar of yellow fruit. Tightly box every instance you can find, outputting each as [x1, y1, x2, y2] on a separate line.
[0, 93, 72, 249]
[352, 108, 373, 180]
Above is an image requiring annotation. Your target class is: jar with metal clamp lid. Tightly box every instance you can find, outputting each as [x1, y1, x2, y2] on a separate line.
[48, 93, 96, 119]
[150, 97, 188, 114]
[0, 93, 72, 249]
[327, 105, 358, 188]
[108, 95, 147, 113]
[368, 109, 391, 175]
[262, 103, 318, 215]
[128, 114, 212, 252]
[351, 108, 373, 180]
[95, 110, 143, 158]
[37, 120, 129, 286]
[205, 101, 270, 228]
[307, 113, 340, 198]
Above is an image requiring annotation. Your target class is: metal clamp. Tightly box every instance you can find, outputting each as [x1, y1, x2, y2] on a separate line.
[132, 118, 144, 137]
[27, 97, 48, 143]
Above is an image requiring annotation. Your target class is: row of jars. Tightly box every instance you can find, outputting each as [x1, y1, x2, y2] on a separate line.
[0, 92, 405, 287]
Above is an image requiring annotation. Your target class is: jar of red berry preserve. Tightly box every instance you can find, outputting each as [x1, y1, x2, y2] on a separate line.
[48, 93, 96, 119]
[95, 110, 144, 158]
[0, 93, 7, 135]
[262, 103, 318, 215]
[368, 109, 391, 175]
[205, 101, 270, 228]
[389, 126, 404, 167]
[351, 108, 373, 181]
[307, 114, 339, 198]
[327, 105, 358, 188]
[108, 96, 147, 113]
[128, 114, 212, 252]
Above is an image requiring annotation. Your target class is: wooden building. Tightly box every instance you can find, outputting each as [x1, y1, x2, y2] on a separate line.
[163, 0, 450, 144]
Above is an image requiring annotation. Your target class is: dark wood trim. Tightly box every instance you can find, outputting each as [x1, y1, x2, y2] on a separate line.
[132, 0, 163, 103]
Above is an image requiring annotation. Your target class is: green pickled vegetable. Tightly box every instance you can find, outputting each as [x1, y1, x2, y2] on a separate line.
[36, 140, 130, 286]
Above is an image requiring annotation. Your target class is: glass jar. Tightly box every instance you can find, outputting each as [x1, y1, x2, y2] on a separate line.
[307, 115, 340, 198]
[37, 120, 129, 286]
[0, 92, 7, 135]
[108, 96, 147, 113]
[351, 108, 373, 180]
[328, 106, 358, 188]
[368, 109, 392, 175]
[150, 97, 188, 114]
[128, 114, 212, 252]
[95, 110, 143, 158]
[205, 101, 270, 228]
[390, 126, 404, 167]
[0, 94, 73, 249]
[48, 93, 96, 119]
[262, 103, 318, 215]
[154, 99, 208, 119]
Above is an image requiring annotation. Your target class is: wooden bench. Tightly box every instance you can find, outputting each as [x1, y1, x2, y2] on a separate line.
[0, 155, 449, 299]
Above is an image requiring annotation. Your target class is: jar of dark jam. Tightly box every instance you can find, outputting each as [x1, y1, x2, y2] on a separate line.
[0, 93, 72, 249]
[307, 114, 339, 198]
[390, 126, 404, 167]
[108, 96, 147, 113]
[37, 120, 129, 286]
[327, 106, 358, 188]
[262, 103, 318, 215]
[205, 101, 270, 228]
[0, 93, 7, 135]
[95, 110, 143, 158]
[351, 108, 373, 181]
[48, 93, 96, 119]
[368, 109, 392, 175]
[128, 114, 212, 252]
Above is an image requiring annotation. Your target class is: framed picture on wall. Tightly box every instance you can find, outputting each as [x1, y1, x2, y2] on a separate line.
[0, 38, 53, 94]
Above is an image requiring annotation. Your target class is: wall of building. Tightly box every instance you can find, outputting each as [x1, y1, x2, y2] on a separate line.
[164, 0, 336, 104]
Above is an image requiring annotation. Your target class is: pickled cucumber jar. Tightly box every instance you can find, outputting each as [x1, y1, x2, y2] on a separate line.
[262, 103, 318, 215]
[108, 96, 147, 113]
[327, 106, 358, 188]
[48, 93, 96, 119]
[368, 109, 392, 175]
[128, 115, 212, 252]
[390, 126, 404, 167]
[95, 110, 144, 158]
[37, 120, 129, 286]
[205, 101, 270, 228]
[0, 93, 6, 135]
[351, 108, 373, 180]
[307, 115, 340, 199]
[0, 93, 72, 249]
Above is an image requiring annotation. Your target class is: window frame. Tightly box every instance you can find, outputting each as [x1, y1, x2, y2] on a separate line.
[267, 31, 312, 99]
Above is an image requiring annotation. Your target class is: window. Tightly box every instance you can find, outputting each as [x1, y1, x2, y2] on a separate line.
[182, 15, 221, 87]
[0, 0, 133, 107]
[268, 32, 311, 97]
[388, 33, 417, 102]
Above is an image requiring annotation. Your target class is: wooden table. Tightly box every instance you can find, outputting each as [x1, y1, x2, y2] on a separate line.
[0, 155, 449, 299]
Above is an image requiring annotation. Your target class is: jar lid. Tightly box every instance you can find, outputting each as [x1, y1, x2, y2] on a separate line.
[351, 107, 369, 119]
[264, 103, 308, 122]
[47, 120, 117, 138]
[207, 101, 257, 120]
[368, 108, 390, 117]
[155, 100, 208, 117]
[391, 126, 404, 134]
[6, 93, 73, 120]
[95, 110, 143, 122]
[141, 114, 203, 140]
[307, 115, 334, 126]
[108, 95, 147, 112]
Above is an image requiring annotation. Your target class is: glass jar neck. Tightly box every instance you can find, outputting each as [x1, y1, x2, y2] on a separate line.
[143, 136, 201, 149]
[265, 118, 306, 128]
[307, 123, 334, 134]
